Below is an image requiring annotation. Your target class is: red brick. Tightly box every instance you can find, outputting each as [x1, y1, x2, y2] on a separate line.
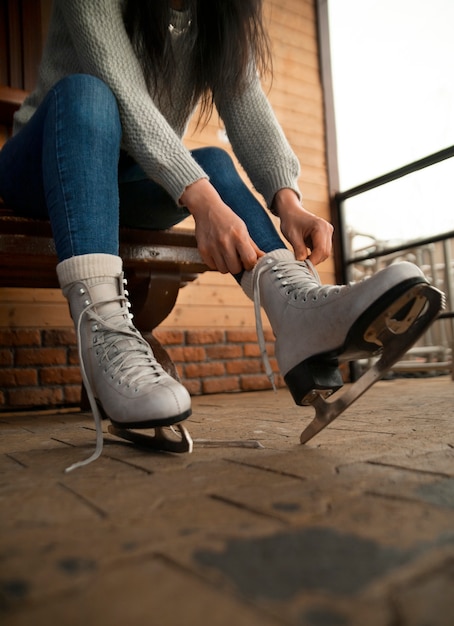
[231, 328, 273, 342]
[164, 347, 185, 363]
[0, 369, 38, 387]
[186, 330, 225, 345]
[226, 329, 257, 343]
[252, 341, 275, 357]
[0, 349, 13, 366]
[181, 346, 206, 362]
[43, 329, 76, 347]
[0, 329, 41, 347]
[15, 348, 67, 366]
[206, 345, 243, 360]
[243, 343, 261, 357]
[227, 328, 274, 343]
[152, 329, 185, 345]
[243, 341, 275, 358]
[184, 362, 225, 379]
[64, 385, 83, 405]
[182, 379, 202, 395]
[40, 367, 82, 385]
[202, 377, 240, 394]
[173, 363, 184, 380]
[8, 386, 64, 408]
[226, 359, 262, 375]
[68, 347, 80, 365]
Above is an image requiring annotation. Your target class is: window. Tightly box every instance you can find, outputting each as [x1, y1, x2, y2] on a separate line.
[327, 0, 454, 247]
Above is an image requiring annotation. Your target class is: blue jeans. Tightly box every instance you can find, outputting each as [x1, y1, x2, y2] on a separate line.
[0, 74, 285, 268]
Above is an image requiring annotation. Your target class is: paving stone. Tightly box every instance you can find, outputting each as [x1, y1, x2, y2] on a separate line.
[372, 448, 454, 477]
[0, 377, 453, 624]
[388, 553, 454, 626]
[336, 461, 454, 509]
[1, 555, 286, 626]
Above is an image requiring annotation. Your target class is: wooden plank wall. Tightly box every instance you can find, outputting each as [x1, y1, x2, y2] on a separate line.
[0, 0, 334, 331]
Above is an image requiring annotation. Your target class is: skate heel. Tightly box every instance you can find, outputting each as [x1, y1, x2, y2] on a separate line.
[284, 358, 344, 406]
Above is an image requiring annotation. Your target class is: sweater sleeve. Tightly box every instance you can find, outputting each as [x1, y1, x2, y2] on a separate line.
[217, 69, 302, 209]
[58, 0, 207, 202]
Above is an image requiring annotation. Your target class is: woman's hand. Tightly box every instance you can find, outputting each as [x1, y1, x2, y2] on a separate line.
[180, 179, 264, 274]
[272, 188, 333, 265]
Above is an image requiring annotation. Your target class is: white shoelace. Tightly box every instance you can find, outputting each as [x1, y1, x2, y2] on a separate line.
[65, 294, 164, 473]
[252, 258, 334, 390]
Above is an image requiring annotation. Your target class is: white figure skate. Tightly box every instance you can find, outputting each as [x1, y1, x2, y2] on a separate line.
[58, 253, 193, 471]
[242, 250, 445, 444]
[298, 279, 444, 443]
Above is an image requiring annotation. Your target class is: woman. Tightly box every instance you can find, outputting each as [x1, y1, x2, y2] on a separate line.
[0, 0, 431, 469]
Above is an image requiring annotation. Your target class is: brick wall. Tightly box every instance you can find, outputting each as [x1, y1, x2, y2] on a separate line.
[0, 329, 81, 410]
[0, 0, 332, 412]
[0, 327, 284, 411]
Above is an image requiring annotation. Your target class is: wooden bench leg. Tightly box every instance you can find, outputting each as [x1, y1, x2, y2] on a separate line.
[127, 271, 183, 331]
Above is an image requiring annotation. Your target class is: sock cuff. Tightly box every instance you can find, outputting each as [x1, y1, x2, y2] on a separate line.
[241, 248, 294, 299]
[56, 254, 123, 289]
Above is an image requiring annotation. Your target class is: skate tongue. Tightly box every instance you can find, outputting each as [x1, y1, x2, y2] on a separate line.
[85, 275, 129, 321]
[90, 292, 130, 323]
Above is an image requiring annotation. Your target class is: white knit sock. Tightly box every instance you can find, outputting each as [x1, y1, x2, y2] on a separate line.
[56, 253, 123, 289]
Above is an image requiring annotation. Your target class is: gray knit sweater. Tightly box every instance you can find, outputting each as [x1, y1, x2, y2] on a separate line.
[14, 0, 301, 207]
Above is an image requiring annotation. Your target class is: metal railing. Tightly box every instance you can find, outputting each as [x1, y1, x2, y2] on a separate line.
[334, 146, 454, 378]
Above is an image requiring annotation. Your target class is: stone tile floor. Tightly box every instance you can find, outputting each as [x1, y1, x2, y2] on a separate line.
[1, 376, 453, 625]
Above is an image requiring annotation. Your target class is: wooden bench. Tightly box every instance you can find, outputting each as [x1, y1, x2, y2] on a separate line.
[0, 85, 210, 374]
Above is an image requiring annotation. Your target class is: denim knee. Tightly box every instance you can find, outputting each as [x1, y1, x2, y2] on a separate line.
[42, 74, 122, 259]
[51, 74, 122, 142]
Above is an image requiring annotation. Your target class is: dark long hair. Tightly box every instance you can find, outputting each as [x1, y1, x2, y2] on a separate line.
[124, 0, 272, 121]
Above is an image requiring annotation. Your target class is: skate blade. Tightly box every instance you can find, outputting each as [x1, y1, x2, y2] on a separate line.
[300, 283, 445, 444]
[108, 423, 193, 454]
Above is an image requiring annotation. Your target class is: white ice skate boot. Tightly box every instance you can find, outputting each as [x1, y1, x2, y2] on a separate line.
[58, 254, 192, 471]
[242, 249, 444, 442]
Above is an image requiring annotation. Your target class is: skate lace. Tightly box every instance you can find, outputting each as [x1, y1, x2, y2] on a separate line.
[65, 287, 165, 473]
[253, 258, 340, 390]
[90, 312, 164, 389]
